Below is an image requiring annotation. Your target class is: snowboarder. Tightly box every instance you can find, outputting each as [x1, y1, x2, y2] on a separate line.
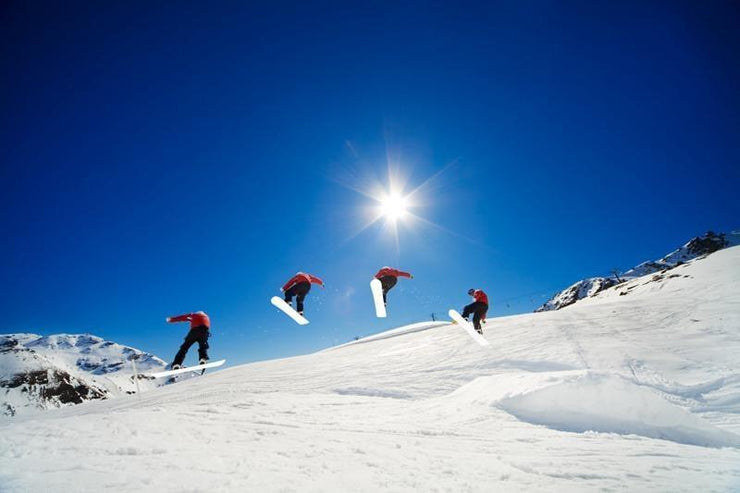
[281, 272, 324, 316]
[374, 266, 413, 306]
[167, 311, 210, 370]
[461, 288, 488, 334]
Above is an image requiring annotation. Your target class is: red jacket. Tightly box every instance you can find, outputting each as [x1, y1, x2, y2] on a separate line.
[472, 289, 488, 305]
[374, 267, 412, 279]
[167, 311, 210, 329]
[282, 272, 324, 292]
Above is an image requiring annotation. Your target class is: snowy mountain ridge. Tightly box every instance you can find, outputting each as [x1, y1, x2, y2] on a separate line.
[536, 230, 739, 312]
[1, 246, 739, 491]
[0, 333, 167, 418]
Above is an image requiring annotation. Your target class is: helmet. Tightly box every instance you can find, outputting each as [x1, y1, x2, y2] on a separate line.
[467, 288, 475, 296]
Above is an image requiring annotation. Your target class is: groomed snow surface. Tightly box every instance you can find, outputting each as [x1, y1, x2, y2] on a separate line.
[2, 248, 740, 491]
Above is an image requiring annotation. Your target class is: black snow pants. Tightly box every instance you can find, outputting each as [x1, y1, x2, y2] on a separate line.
[284, 281, 311, 313]
[378, 275, 398, 303]
[172, 325, 209, 366]
[462, 301, 488, 334]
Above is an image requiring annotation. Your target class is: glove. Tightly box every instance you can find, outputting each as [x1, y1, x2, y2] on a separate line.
[410, 275, 414, 279]
[280, 287, 284, 292]
[166, 317, 172, 323]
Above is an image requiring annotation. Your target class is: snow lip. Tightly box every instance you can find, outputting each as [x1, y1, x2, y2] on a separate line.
[454, 371, 740, 449]
[323, 321, 450, 350]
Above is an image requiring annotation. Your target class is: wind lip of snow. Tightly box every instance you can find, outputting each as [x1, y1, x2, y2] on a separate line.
[454, 371, 740, 449]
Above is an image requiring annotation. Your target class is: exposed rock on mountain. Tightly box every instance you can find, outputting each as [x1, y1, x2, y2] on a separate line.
[0, 333, 167, 418]
[537, 231, 737, 312]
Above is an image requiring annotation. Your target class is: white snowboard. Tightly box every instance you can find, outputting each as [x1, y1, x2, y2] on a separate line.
[150, 359, 226, 378]
[370, 278, 387, 318]
[448, 309, 489, 346]
[271, 296, 309, 325]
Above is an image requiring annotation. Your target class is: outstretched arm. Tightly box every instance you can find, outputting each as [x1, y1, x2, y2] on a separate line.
[384, 268, 412, 279]
[167, 314, 192, 323]
[309, 275, 325, 287]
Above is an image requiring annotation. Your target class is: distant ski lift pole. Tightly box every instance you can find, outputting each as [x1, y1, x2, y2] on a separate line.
[130, 355, 141, 397]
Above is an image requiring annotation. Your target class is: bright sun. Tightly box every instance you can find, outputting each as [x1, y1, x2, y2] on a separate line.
[379, 193, 408, 221]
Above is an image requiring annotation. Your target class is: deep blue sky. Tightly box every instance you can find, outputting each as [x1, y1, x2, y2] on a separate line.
[2, 1, 738, 367]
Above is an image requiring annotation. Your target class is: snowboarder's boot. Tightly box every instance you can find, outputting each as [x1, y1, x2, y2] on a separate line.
[199, 359, 207, 365]
[171, 364, 182, 370]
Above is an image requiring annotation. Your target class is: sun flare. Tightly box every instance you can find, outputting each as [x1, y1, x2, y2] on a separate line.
[333, 148, 469, 256]
[379, 193, 408, 221]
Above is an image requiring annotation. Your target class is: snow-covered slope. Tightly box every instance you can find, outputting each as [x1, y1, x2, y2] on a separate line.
[537, 230, 739, 312]
[0, 334, 167, 418]
[1, 247, 739, 491]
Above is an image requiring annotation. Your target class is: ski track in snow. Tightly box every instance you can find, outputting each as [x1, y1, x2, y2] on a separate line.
[2, 248, 740, 491]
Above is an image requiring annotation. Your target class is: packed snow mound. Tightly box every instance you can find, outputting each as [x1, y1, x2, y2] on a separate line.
[484, 372, 740, 448]
[537, 230, 739, 312]
[327, 321, 449, 349]
[0, 333, 167, 418]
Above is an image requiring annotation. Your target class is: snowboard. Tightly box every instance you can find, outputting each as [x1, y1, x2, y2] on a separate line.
[271, 296, 309, 325]
[370, 278, 387, 318]
[448, 309, 489, 346]
[150, 359, 226, 379]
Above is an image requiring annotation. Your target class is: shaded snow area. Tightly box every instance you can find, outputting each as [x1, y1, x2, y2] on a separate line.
[2, 248, 740, 491]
